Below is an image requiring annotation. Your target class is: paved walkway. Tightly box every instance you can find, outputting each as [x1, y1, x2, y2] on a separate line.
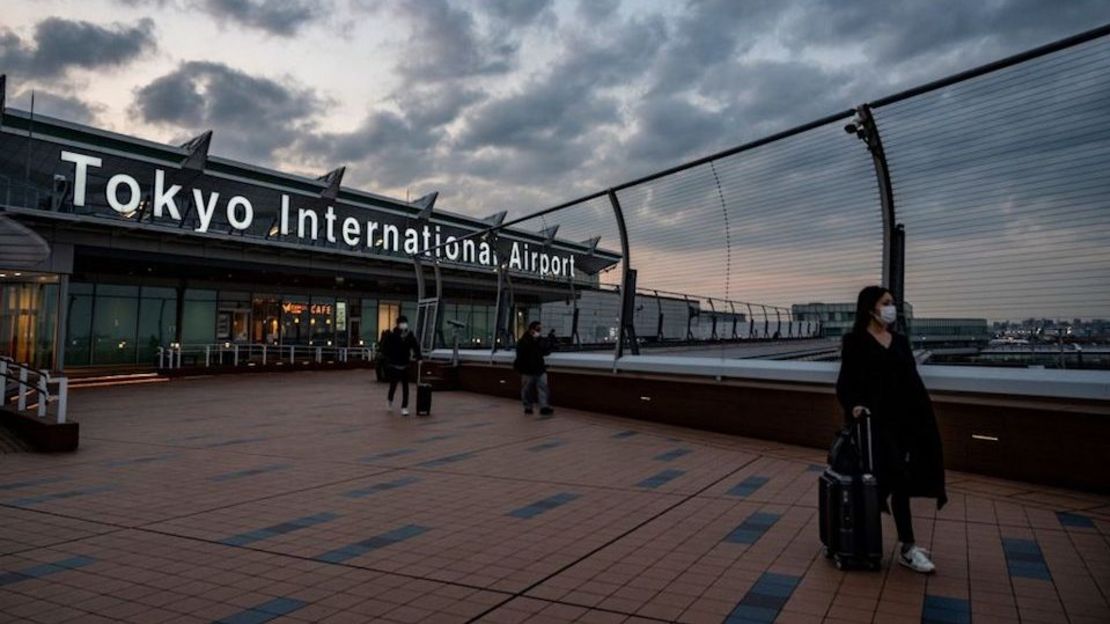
[1, 370, 1107, 623]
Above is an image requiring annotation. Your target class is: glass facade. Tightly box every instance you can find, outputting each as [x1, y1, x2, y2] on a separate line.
[5, 275, 502, 368]
[0, 275, 59, 369]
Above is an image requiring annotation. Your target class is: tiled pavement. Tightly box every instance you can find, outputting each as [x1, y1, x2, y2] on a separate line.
[1, 371, 1108, 623]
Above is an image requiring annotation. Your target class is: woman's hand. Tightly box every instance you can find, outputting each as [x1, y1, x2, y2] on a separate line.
[852, 405, 871, 419]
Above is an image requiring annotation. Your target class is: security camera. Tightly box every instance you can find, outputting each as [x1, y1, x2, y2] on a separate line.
[843, 123, 858, 135]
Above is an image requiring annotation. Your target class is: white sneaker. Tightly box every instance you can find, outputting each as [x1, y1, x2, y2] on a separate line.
[898, 545, 936, 574]
[401, 407, 410, 416]
[387, 401, 394, 413]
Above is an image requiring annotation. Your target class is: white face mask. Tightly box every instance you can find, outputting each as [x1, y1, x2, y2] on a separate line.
[877, 305, 897, 324]
[398, 323, 408, 331]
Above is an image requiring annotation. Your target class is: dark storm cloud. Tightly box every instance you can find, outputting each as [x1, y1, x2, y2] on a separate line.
[788, 0, 1110, 68]
[12, 89, 101, 124]
[393, 87, 487, 129]
[458, 16, 665, 153]
[576, 0, 620, 22]
[293, 109, 443, 189]
[133, 61, 323, 161]
[0, 17, 156, 79]
[480, 0, 553, 25]
[390, 0, 518, 82]
[647, 0, 781, 96]
[197, 0, 330, 36]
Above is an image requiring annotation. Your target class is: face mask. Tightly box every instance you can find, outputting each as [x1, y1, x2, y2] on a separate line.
[532, 330, 541, 337]
[876, 305, 897, 324]
[398, 323, 408, 331]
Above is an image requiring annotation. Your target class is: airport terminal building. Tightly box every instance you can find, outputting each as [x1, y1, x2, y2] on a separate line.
[0, 103, 619, 371]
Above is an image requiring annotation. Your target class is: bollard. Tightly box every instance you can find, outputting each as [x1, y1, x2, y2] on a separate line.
[56, 377, 68, 424]
[315, 347, 322, 363]
[18, 367, 28, 411]
[37, 374, 48, 418]
[205, 345, 211, 367]
[233, 344, 239, 366]
[289, 345, 294, 364]
[262, 344, 267, 366]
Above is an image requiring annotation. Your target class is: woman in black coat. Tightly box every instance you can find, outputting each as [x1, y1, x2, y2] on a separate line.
[835, 285, 947, 574]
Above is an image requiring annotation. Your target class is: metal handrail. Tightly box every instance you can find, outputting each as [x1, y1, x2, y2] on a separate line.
[155, 343, 376, 370]
[0, 355, 68, 423]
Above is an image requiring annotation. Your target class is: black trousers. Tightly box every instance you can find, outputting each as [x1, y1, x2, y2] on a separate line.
[890, 491, 915, 544]
[387, 366, 409, 407]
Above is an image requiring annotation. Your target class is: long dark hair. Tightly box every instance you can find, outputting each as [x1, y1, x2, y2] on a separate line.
[850, 285, 891, 336]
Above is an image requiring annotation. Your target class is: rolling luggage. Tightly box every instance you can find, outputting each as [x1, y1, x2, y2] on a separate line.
[415, 361, 432, 416]
[819, 415, 882, 570]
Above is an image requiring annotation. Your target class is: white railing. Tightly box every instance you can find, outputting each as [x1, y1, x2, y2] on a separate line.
[0, 356, 68, 424]
[429, 348, 1110, 402]
[155, 343, 376, 370]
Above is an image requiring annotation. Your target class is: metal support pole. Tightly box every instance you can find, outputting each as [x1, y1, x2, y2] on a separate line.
[607, 189, 639, 359]
[851, 104, 903, 312]
[708, 299, 718, 341]
[53, 273, 69, 372]
[655, 290, 664, 341]
[491, 264, 503, 356]
[890, 223, 907, 332]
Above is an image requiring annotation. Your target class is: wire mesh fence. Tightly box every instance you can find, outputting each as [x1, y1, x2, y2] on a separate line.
[428, 24, 1110, 369]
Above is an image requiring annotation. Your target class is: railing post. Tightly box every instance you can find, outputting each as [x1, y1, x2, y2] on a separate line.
[17, 367, 28, 411]
[37, 373, 48, 418]
[204, 345, 210, 367]
[262, 344, 267, 366]
[607, 189, 639, 360]
[315, 347, 322, 363]
[56, 377, 67, 424]
[849, 104, 905, 327]
[233, 344, 239, 366]
[289, 345, 294, 364]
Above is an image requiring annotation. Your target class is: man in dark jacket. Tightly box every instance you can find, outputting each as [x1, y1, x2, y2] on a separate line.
[380, 315, 421, 416]
[514, 321, 553, 415]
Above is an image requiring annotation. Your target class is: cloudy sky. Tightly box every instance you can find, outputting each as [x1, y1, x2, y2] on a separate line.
[2, 0, 1105, 209]
[4, 1, 1109, 318]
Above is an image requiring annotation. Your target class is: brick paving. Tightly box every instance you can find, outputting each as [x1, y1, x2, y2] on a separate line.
[1, 370, 1107, 623]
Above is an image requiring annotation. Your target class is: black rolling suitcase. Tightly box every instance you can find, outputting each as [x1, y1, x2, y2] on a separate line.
[819, 415, 882, 570]
[415, 361, 432, 416]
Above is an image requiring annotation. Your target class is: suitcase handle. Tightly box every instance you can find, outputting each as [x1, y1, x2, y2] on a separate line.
[855, 415, 875, 475]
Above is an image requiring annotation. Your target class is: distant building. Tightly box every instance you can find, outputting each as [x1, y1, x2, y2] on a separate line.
[792, 302, 916, 338]
[789, 303, 987, 349]
[911, 318, 991, 349]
